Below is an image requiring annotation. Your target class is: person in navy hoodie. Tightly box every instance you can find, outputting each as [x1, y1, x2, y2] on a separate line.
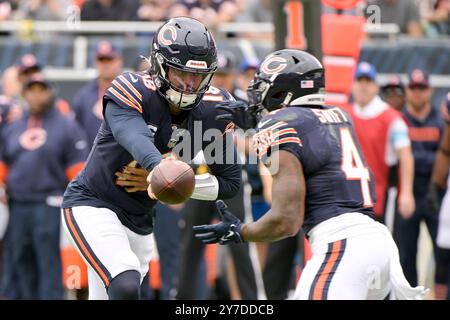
[0, 75, 88, 299]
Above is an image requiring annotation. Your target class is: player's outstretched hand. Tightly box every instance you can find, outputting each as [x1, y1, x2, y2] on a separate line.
[215, 100, 257, 130]
[193, 200, 244, 245]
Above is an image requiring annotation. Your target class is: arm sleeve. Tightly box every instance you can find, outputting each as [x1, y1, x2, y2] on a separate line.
[104, 100, 162, 171]
[389, 117, 411, 150]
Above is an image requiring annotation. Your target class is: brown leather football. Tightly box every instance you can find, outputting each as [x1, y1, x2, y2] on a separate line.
[150, 159, 195, 204]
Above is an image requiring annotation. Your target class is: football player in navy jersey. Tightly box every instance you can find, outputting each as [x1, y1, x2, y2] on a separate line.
[61, 17, 241, 300]
[193, 49, 428, 300]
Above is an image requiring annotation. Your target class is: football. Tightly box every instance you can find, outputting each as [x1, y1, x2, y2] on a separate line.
[150, 159, 195, 204]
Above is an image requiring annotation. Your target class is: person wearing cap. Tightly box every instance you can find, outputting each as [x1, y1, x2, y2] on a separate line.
[342, 62, 415, 226]
[382, 75, 406, 112]
[17, 54, 42, 87]
[1, 54, 42, 100]
[1, 54, 71, 118]
[395, 68, 444, 287]
[0, 75, 88, 299]
[72, 41, 123, 146]
[382, 75, 407, 210]
[433, 92, 450, 299]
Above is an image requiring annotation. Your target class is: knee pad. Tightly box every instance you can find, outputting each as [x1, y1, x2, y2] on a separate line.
[107, 270, 141, 300]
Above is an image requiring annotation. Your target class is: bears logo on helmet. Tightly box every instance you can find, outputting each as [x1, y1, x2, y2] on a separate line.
[150, 17, 217, 111]
[248, 49, 325, 112]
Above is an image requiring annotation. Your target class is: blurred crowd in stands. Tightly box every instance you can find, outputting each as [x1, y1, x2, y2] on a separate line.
[0, 0, 448, 36]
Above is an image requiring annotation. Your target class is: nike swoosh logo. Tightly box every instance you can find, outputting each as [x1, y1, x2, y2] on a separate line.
[129, 74, 139, 83]
[225, 230, 235, 239]
[257, 119, 272, 128]
[219, 230, 235, 243]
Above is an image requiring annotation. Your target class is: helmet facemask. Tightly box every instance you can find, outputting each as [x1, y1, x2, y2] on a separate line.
[151, 51, 215, 110]
[247, 76, 273, 115]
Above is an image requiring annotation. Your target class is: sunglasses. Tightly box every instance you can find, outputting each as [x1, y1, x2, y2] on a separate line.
[383, 87, 404, 96]
[408, 85, 429, 91]
[96, 56, 115, 62]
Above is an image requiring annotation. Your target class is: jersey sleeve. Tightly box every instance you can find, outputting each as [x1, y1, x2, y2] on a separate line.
[253, 117, 303, 165]
[104, 72, 144, 114]
[389, 117, 411, 150]
[104, 100, 162, 172]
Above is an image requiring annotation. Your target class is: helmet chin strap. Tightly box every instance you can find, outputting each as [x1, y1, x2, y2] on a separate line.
[280, 92, 293, 107]
[166, 87, 197, 110]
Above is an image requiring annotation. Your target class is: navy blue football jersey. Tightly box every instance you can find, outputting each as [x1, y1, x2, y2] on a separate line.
[253, 105, 376, 234]
[62, 71, 240, 235]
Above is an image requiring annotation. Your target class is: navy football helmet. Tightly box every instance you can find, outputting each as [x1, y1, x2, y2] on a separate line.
[247, 49, 325, 113]
[150, 17, 218, 110]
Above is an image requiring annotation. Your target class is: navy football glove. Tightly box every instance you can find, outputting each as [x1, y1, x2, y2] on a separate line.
[215, 100, 258, 130]
[193, 200, 244, 245]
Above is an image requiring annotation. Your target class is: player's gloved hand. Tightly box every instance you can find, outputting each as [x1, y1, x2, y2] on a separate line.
[193, 200, 244, 245]
[215, 100, 257, 130]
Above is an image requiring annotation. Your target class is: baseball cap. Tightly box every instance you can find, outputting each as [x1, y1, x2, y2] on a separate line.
[23, 74, 52, 90]
[17, 54, 41, 74]
[354, 62, 377, 81]
[216, 51, 236, 74]
[96, 40, 121, 60]
[239, 58, 260, 73]
[408, 69, 430, 88]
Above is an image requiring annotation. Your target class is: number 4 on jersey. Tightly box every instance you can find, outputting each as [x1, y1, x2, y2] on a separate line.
[340, 127, 373, 207]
